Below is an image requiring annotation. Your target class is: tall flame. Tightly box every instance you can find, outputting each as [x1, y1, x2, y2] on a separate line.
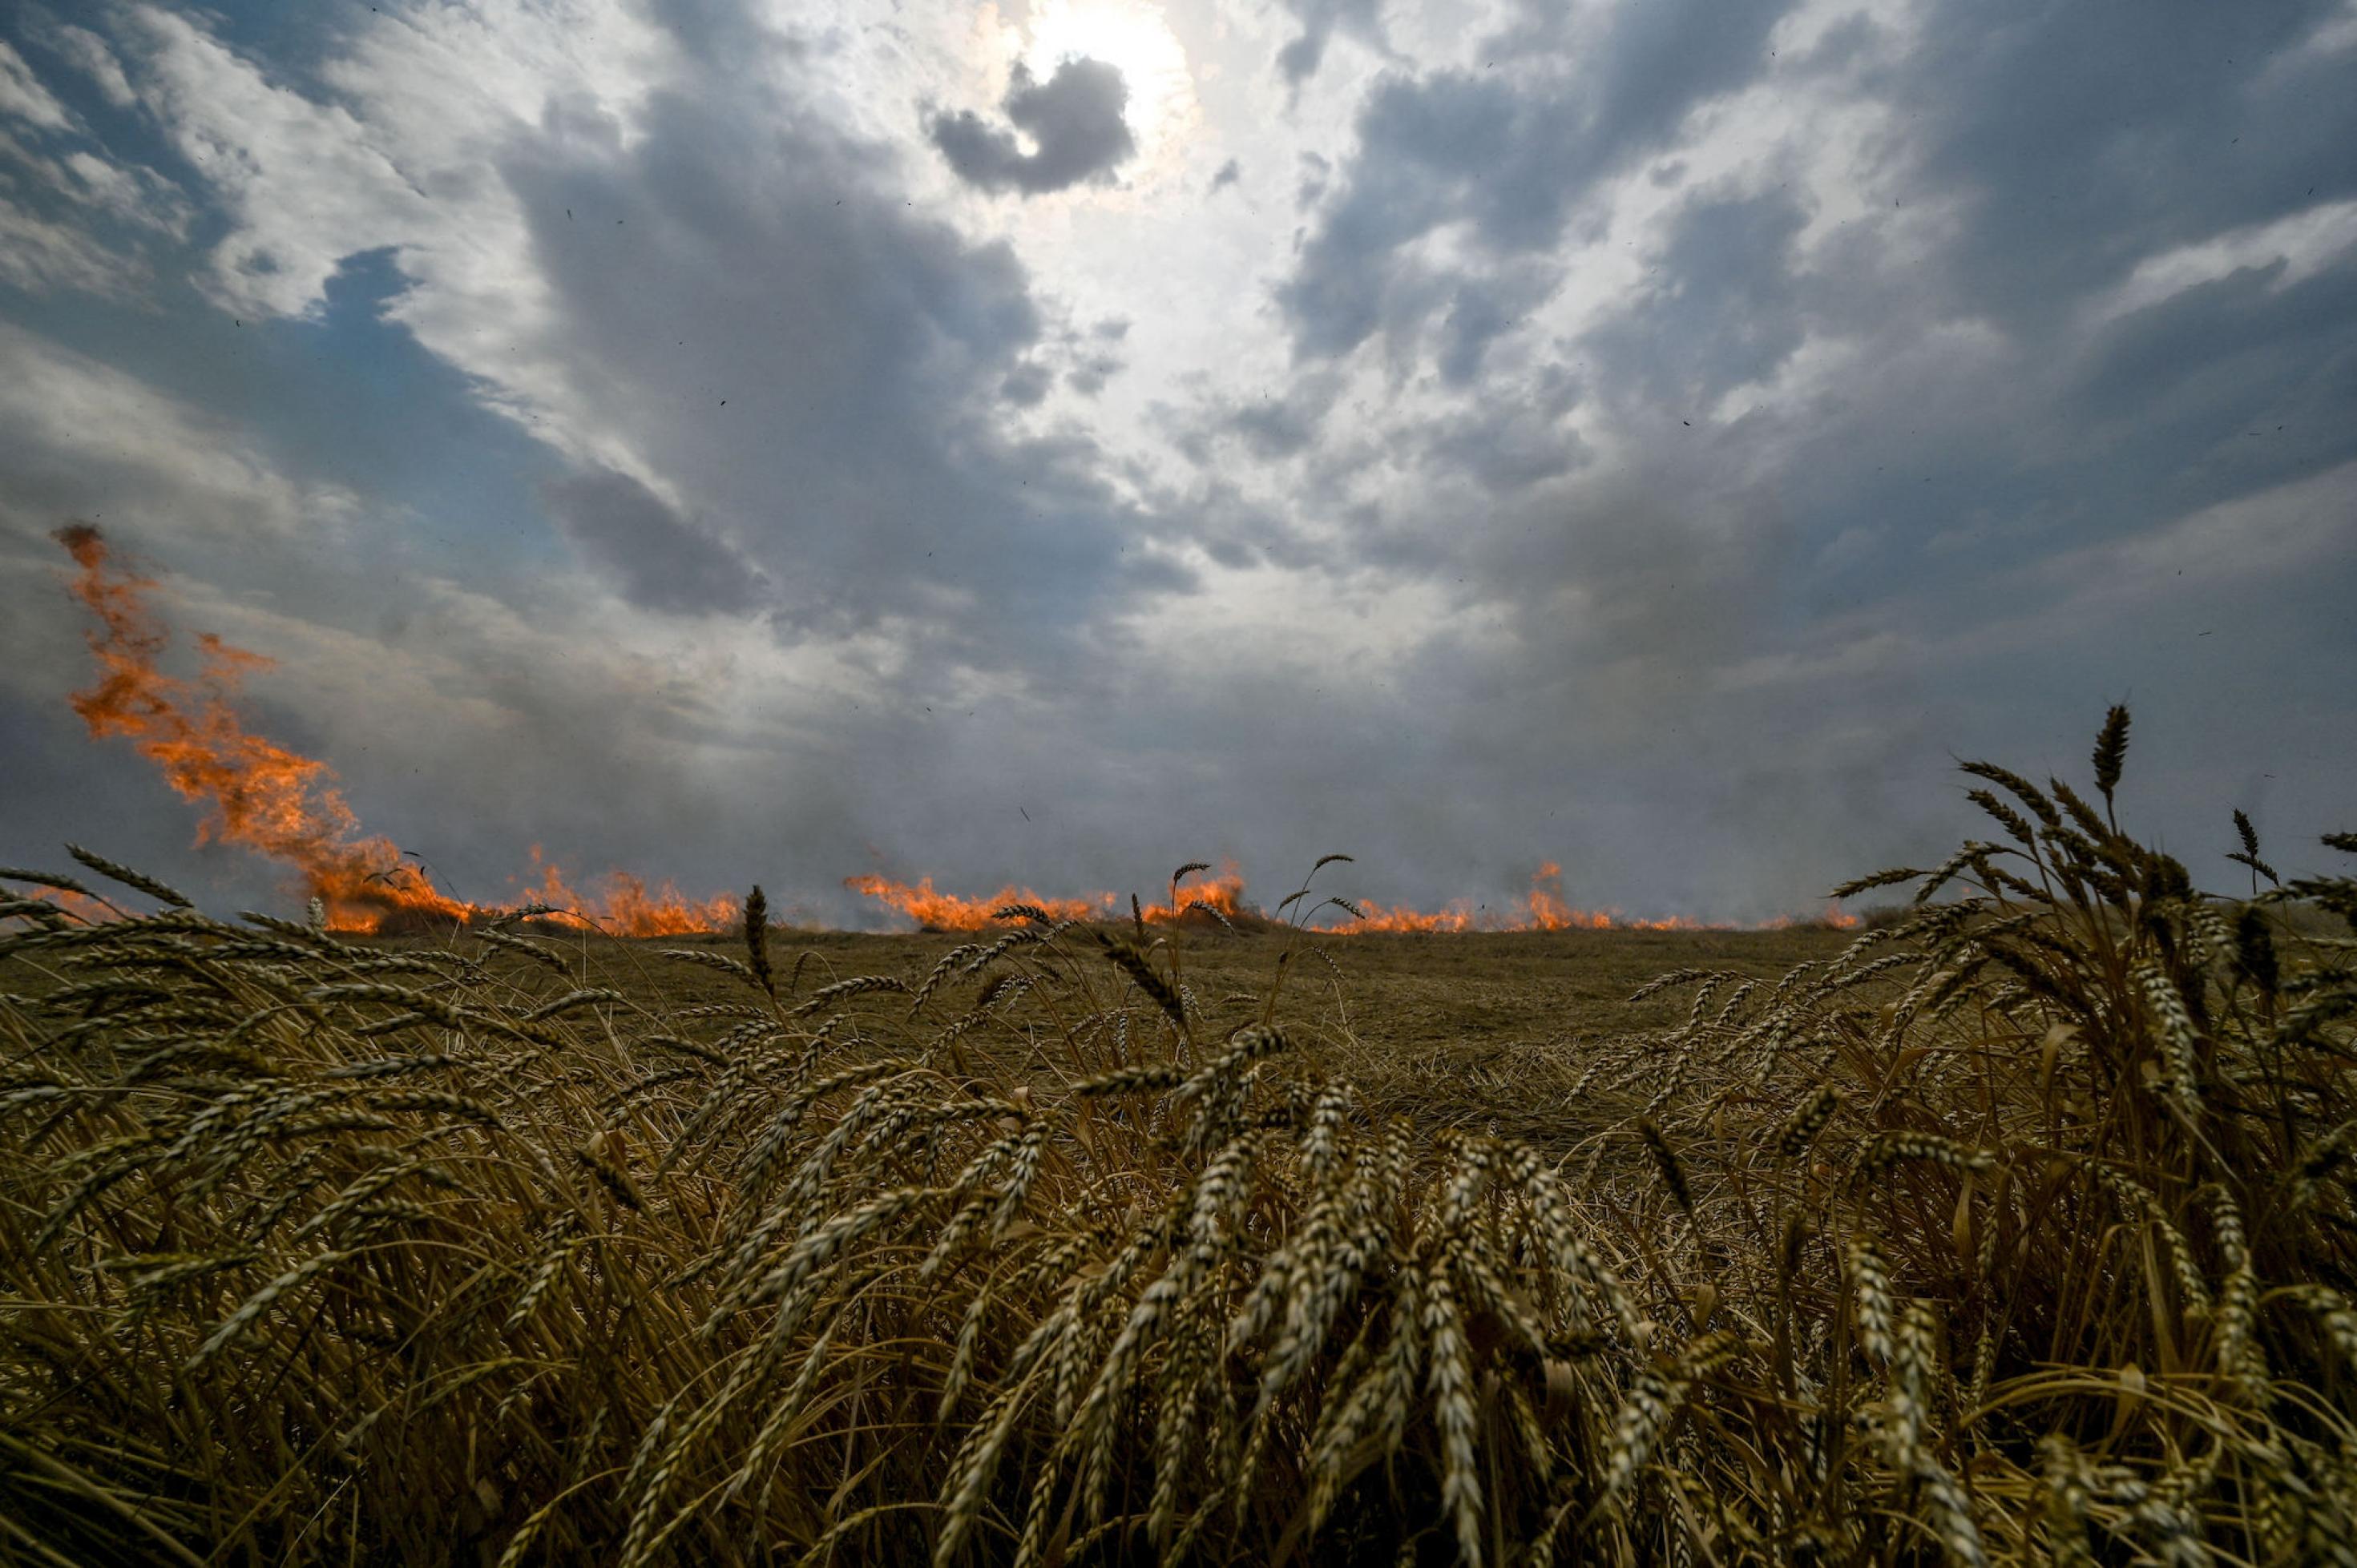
[53, 525, 734, 937]
[1152, 860, 1249, 923]
[52, 526, 1861, 941]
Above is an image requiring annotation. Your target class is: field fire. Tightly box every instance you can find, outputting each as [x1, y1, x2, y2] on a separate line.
[54, 527, 1854, 938]
[844, 861, 1855, 933]
[4, 9, 2350, 1563]
[53, 524, 737, 936]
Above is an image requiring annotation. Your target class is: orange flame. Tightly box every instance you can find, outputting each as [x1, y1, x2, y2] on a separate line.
[52, 525, 735, 937]
[846, 857, 1851, 934]
[1330, 897, 1482, 933]
[1337, 864, 1655, 931]
[519, 848, 741, 937]
[1520, 861, 1617, 929]
[1331, 871, 1856, 933]
[841, 873, 1117, 931]
[9, 888, 120, 925]
[1758, 903, 1863, 931]
[844, 858, 1255, 932]
[1147, 860, 1249, 923]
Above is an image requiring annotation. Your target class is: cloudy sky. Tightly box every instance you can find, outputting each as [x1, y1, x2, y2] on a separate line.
[2, 0, 2352, 926]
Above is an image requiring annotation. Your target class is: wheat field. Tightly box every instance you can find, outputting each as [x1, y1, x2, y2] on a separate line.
[3, 709, 2354, 1566]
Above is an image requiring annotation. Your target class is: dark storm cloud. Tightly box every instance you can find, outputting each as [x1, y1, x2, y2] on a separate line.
[500, 71, 1189, 675]
[1166, 373, 1344, 466]
[1431, 263, 1556, 384]
[2068, 260, 2357, 481]
[1419, 387, 1587, 496]
[1242, 0, 2357, 909]
[0, 4, 1209, 928]
[5, 0, 2355, 932]
[539, 465, 765, 615]
[1578, 191, 1809, 409]
[1895, 3, 2357, 343]
[1225, 393, 1320, 459]
[929, 58, 1136, 196]
[1278, 0, 1788, 361]
[1276, 0, 2357, 588]
[1167, 479, 1296, 570]
[1037, 316, 1129, 397]
[999, 361, 1053, 406]
[1066, 353, 1123, 397]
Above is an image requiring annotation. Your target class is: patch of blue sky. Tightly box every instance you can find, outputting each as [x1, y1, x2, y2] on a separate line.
[3, 240, 573, 584]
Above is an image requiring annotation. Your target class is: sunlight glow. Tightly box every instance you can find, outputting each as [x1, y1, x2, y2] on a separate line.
[1016, 0, 1194, 155]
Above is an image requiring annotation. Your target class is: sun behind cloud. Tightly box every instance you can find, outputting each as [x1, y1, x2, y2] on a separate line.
[997, 0, 1198, 168]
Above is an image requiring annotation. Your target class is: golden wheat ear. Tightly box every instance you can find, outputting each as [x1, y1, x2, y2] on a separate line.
[741, 885, 774, 998]
[66, 843, 191, 907]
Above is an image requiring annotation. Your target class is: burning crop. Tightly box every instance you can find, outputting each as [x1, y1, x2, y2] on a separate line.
[848, 857, 1855, 933]
[841, 873, 1120, 931]
[844, 860, 1253, 931]
[50, 525, 734, 937]
[49, 530, 1856, 938]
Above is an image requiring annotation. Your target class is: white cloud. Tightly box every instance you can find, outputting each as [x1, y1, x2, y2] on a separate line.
[2287, 0, 2357, 63]
[98, 0, 695, 497]
[1114, 550, 1483, 681]
[0, 38, 75, 130]
[0, 123, 192, 239]
[0, 321, 360, 546]
[0, 196, 142, 296]
[2028, 458, 2357, 615]
[61, 147, 192, 235]
[116, 6, 442, 318]
[50, 24, 138, 108]
[2091, 200, 2357, 325]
